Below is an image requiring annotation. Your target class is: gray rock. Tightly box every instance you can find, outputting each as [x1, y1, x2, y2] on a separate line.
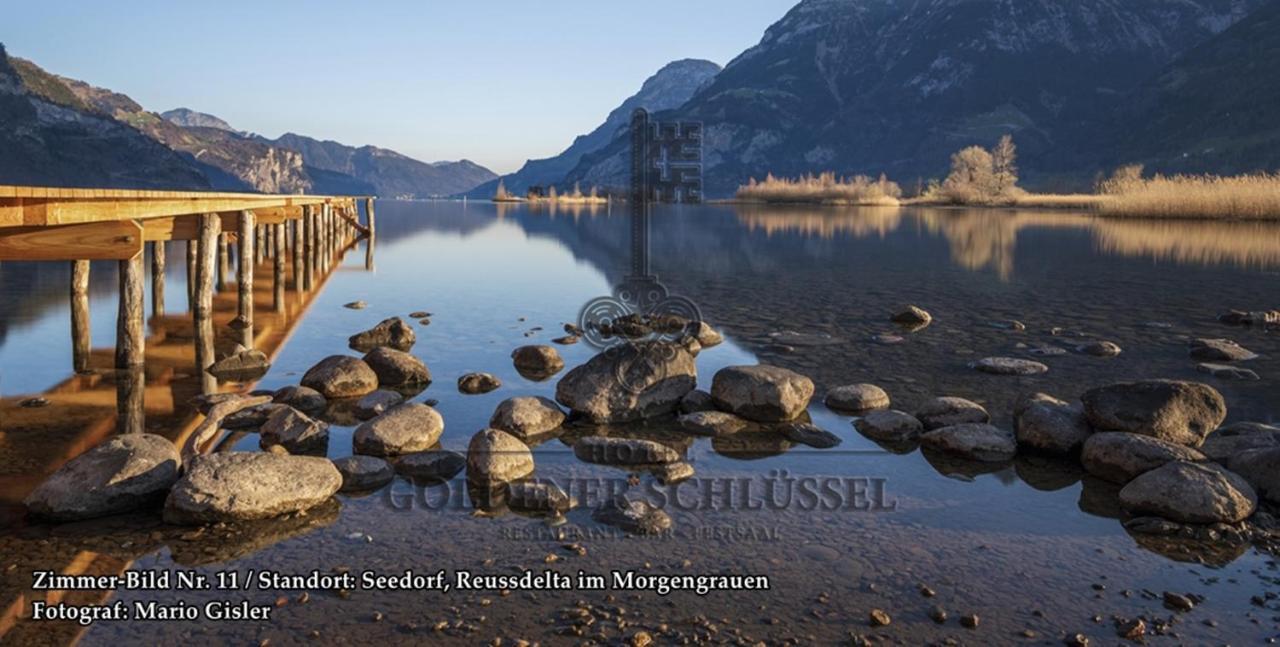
[511, 345, 565, 378]
[854, 410, 924, 442]
[679, 389, 717, 414]
[1014, 393, 1092, 455]
[825, 384, 890, 412]
[272, 385, 327, 415]
[354, 390, 405, 420]
[1075, 341, 1122, 357]
[207, 349, 271, 379]
[1119, 461, 1257, 524]
[920, 424, 1016, 462]
[592, 496, 672, 535]
[259, 406, 329, 455]
[971, 357, 1048, 376]
[1189, 338, 1258, 362]
[915, 397, 990, 431]
[1026, 343, 1068, 357]
[779, 422, 842, 448]
[711, 365, 814, 422]
[163, 453, 341, 524]
[574, 437, 681, 465]
[507, 480, 575, 515]
[301, 355, 379, 399]
[332, 456, 394, 492]
[987, 319, 1026, 331]
[224, 402, 290, 430]
[458, 372, 502, 394]
[651, 461, 695, 485]
[891, 305, 932, 326]
[1081, 380, 1226, 447]
[1197, 363, 1260, 380]
[343, 300, 367, 310]
[24, 434, 180, 521]
[1225, 448, 1280, 503]
[395, 450, 466, 482]
[678, 411, 749, 437]
[353, 403, 444, 456]
[349, 317, 416, 352]
[555, 341, 697, 423]
[489, 396, 566, 441]
[467, 428, 534, 485]
[1202, 422, 1280, 462]
[183, 394, 273, 456]
[362, 347, 430, 387]
[1081, 432, 1207, 484]
[1218, 309, 1279, 326]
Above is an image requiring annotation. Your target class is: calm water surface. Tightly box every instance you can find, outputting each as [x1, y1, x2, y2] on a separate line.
[2, 202, 1279, 645]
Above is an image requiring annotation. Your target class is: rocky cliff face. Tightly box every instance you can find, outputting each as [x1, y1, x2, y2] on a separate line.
[562, 0, 1265, 195]
[270, 133, 497, 198]
[469, 58, 721, 197]
[160, 108, 241, 133]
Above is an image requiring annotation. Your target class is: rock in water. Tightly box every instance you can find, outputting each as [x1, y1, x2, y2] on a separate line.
[272, 385, 327, 415]
[301, 355, 380, 399]
[1201, 422, 1280, 462]
[343, 301, 367, 310]
[678, 411, 749, 437]
[354, 390, 405, 420]
[24, 434, 180, 521]
[679, 390, 717, 414]
[779, 422, 842, 448]
[711, 365, 814, 422]
[1188, 338, 1258, 362]
[511, 345, 565, 379]
[259, 406, 329, 455]
[971, 357, 1048, 376]
[891, 305, 932, 326]
[467, 429, 534, 485]
[163, 453, 341, 524]
[1225, 448, 1280, 504]
[915, 397, 990, 430]
[695, 322, 724, 348]
[223, 402, 290, 430]
[507, 480, 575, 515]
[1014, 393, 1092, 455]
[1081, 432, 1207, 484]
[206, 349, 271, 380]
[920, 424, 1016, 462]
[555, 341, 697, 423]
[362, 347, 430, 387]
[353, 403, 444, 456]
[1075, 341, 1123, 357]
[574, 437, 681, 465]
[395, 450, 466, 482]
[1081, 380, 1226, 447]
[489, 396, 566, 441]
[348, 317, 416, 352]
[854, 410, 924, 442]
[824, 384, 890, 412]
[1196, 362, 1260, 380]
[592, 496, 672, 535]
[458, 372, 502, 394]
[1119, 461, 1257, 524]
[331, 456, 394, 492]
[652, 461, 695, 485]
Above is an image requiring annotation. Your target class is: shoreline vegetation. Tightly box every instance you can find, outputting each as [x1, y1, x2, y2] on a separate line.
[492, 180, 609, 205]
[731, 136, 1280, 220]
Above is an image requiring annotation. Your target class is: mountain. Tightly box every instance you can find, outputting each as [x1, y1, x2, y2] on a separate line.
[160, 108, 241, 134]
[0, 45, 209, 190]
[561, 0, 1265, 196]
[1112, 0, 1280, 174]
[268, 133, 496, 198]
[467, 58, 721, 198]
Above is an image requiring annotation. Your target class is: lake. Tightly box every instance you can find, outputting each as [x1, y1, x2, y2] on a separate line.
[2, 201, 1279, 644]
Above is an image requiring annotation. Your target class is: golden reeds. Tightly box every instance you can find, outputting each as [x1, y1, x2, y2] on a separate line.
[735, 172, 903, 206]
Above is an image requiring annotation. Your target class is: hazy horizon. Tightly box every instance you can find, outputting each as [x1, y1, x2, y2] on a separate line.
[4, 0, 796, 175]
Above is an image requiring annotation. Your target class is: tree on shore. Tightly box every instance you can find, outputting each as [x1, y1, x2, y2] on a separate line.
[934, 135, 1022, 204]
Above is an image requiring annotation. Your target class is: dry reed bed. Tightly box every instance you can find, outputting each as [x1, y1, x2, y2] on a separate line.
[736, 173, 903, 206]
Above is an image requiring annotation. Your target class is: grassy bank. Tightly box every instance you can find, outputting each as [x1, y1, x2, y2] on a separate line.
[1098, 172, 1280, 219]
[735, 173, 902, 206]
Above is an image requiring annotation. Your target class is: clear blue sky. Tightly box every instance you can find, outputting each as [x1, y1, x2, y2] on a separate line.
[4, 0, 797, 174]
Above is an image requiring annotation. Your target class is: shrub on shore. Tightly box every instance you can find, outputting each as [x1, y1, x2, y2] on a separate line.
[1098, 166, 1280, 219]
[924, 135, 1023, 205]
[736, 172, 902, 205]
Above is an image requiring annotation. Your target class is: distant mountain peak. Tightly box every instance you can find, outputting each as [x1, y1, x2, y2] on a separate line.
[161, 108, 240, 134]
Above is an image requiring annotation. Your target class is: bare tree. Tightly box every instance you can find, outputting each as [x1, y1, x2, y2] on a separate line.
[992, 135, 1018, 195]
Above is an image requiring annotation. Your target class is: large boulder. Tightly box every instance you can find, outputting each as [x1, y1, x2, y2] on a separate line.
[163, 453, 341, 524]
[555, 341, 697, 423]
[915, 397, 990, 431]
[272, 385, 327, 416]
[24, 434, 180, 521]
[1201, 422, 1280, 462]
[362, 347, 430, 387]
[1081, 380, 1226, 447]
[259, 406, 329, 455]
[1225, 448, 1280, 504]
[331, 456, 394, 492]
[301, 355, 379, 399]
[353, 403, 444, 457]
[488, 396, 566, 441]
[710, 365, 814, 422]
[1119, 462, 1257, 524]
[511, 345, 565, 379]
[824, 384, 890, 412]
[1014, 393, 1092, 455]
[679, 390, 717, 414]
[573, 437, 681, 465]
[467, 429, 534, 485]
[920, 424, 1016, 462]
[348, 317, 416, 352]
[1081, 432, 1207, 484]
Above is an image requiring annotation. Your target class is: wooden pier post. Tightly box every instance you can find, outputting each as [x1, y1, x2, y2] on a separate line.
[194, 214, 218, 394]
[115, 250, 146, 434]
[365, 197, 376, 271]
[237, 210, 256, 348]
[217, 232, 230, 291]
[272, 222, 285, 311]
[291, 218, 302, 290]
[255, 225, 265, 266]
[302, 206, 314, 291]
[70, 260, 91, 374]
[185, 239, 196, 310]
[150, 241, 165, 316]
